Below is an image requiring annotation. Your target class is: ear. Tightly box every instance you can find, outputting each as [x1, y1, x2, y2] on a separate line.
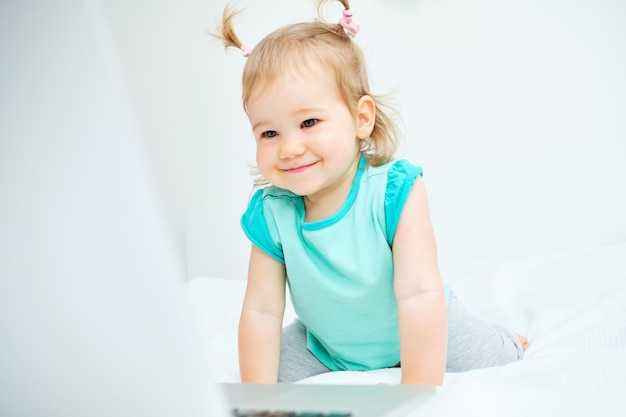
[355, 95, 376, 140]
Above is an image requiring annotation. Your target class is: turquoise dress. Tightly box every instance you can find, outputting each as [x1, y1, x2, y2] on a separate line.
[241, 156, 450, 371]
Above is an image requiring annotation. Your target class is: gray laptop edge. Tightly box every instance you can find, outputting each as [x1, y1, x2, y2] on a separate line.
[220, 382, 435, 417]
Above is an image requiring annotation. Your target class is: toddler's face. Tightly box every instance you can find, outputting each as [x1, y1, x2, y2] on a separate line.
[246, 65, 363, 201]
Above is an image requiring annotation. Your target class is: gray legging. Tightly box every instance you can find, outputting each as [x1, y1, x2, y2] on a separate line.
[278, 293, 524, 383]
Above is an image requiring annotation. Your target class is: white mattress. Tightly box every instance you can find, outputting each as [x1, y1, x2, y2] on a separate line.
[184, 241, 626, 416]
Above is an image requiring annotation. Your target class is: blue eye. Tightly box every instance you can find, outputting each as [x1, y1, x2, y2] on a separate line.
[262, 130, 278, 138]
[302, 119, 318, 128]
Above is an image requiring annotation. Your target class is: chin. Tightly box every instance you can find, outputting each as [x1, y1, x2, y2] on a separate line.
[283, 182, 321, 197]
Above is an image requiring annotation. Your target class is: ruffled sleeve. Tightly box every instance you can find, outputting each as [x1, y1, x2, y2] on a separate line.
[240, 189, 285, 263]
[384, 160, 423, 245]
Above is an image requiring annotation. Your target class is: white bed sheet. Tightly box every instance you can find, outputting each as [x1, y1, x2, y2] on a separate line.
[184, 241, 626, 416]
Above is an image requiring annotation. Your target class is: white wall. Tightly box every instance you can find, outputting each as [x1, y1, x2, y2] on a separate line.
[101, 0, 626, 279]
[363, 0, 626, 272]
[0, 1, 213, 415]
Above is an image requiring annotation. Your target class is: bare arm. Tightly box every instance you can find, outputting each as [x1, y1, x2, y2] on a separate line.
[393, 177, 448, 385]
[238, 244, 287, 383]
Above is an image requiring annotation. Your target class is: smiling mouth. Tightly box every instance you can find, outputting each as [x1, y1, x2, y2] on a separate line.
[283, 161, 318, 174]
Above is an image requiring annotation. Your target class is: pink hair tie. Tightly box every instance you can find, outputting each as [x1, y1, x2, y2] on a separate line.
[241, 44, 254, 57]
[339, 9, 360, 37]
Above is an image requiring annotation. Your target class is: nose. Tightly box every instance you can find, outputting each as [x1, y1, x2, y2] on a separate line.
[278, 132, 306, 159]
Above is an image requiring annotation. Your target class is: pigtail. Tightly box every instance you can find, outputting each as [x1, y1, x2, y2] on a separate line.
[315, 0, 359, 38]
[316, 0, 351, 19]
[211, 3, 244, 51]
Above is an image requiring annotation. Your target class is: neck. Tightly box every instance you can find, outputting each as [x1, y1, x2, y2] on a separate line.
[303, 155, 361, 222]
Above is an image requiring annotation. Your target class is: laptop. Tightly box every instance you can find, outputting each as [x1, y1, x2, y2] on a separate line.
[217, 382, 434, 417]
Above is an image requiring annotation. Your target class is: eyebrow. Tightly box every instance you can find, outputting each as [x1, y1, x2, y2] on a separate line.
[251, 121, 268, 132]
[251, 107, 326, 131]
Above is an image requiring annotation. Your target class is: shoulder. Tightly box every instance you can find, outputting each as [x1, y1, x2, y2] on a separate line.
[384, 159, 423, 199]
[361, 159, 422, 181]
[260, 185, 299, 200]
[376, 159, 422, 201]
[379, 159, 424, 244]
[250, 185, 299, 203]
[240, 186, 300, 264]
[387, 159, 423, 182]
[242, 185, 301, 229]
[244, 186, 299, 214]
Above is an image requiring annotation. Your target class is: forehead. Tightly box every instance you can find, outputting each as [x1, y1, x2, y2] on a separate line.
[248, 62, 339, 107]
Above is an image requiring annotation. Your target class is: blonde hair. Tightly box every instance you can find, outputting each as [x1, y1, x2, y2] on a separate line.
[214, 0, 400, 169]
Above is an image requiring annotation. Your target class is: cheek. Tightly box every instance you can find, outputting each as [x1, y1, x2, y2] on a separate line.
[255, 146, 265, 164]
[255, 145, 272, 171]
